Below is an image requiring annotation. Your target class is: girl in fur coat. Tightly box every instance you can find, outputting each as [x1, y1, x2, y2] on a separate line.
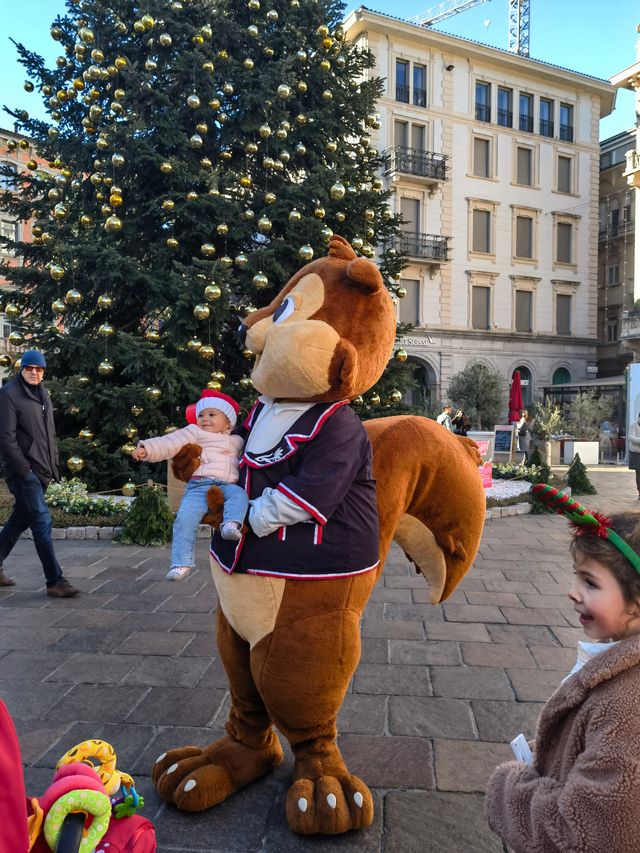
[487, 491, 640, 853]
[133, 392, 248, 581]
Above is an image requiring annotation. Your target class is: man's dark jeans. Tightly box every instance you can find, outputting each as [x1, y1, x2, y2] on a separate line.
[0, 473, 63, 586]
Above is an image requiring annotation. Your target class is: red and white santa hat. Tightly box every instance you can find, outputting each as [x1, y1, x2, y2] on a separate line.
[194, 390, 240, 427]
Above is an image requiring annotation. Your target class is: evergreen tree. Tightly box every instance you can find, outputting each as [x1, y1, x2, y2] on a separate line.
[448, 361, 504, 430]
[527, 445, 551, 485]
[566, 453, 596, 495]
[1, 0, 414, 490]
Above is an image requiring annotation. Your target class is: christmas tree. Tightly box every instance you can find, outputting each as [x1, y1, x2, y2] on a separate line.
[566, 453, 596, 495]
[1, 0, 414, 490]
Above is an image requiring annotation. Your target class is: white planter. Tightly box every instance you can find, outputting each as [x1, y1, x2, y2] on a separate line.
[563, 440, 599, 466]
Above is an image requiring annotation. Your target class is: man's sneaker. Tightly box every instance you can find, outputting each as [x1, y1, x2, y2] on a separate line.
[47, 579, 80, 598]
[0, 571, 15, 587]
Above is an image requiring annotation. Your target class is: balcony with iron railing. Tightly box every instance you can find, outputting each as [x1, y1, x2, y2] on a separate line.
[559, 124, 574, 142]
[598, 219, 634, 241]
[539, 119, 554, 138]
[475, 103, 491, 123]
[519, 113, 533, 133]
[413, 88, 426, 108]
[396, 84, 409, 104]
[393, 231, 451, 264]
[384, 147, 449, 184]
[497, 109, 512, 127]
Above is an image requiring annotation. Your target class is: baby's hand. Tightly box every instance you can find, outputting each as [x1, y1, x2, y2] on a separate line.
[132, 445, 147, 461]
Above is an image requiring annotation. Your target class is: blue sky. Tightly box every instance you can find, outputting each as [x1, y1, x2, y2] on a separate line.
[1, 0, 637, 140]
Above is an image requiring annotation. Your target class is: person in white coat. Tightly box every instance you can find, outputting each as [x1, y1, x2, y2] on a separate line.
[627, 412, 640, 500]
[133, 392, 248, 579]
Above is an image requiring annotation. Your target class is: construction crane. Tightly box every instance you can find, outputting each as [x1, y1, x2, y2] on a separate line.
[410, 0, 530, 58]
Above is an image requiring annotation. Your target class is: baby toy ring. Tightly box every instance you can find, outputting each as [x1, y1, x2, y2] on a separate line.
[56, 739, 134, 797]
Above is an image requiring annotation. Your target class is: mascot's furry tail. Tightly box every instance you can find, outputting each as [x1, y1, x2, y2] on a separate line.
[365, 416, 485, 604]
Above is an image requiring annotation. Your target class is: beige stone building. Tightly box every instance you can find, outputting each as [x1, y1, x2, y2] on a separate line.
[344, 7, 615, 412]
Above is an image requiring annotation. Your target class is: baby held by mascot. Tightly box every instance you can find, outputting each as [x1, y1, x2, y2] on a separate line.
[153, 235, 485, 835]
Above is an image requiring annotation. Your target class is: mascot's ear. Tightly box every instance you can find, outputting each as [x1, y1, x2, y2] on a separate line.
[345, 257, 385, 295]
[327, 234, 357, 261]
[329, 337, 358, 397]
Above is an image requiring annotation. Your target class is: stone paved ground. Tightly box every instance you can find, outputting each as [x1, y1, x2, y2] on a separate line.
[1, 467, 636, 852]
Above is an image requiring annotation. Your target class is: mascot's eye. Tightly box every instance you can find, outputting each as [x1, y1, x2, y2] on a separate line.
[272, 297, 295, 325]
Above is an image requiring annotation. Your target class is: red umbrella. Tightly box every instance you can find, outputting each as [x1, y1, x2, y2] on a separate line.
[508, 370, 524, 424]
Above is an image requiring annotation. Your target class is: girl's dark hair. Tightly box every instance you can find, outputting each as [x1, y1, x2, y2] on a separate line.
[571, 512, 640, 605]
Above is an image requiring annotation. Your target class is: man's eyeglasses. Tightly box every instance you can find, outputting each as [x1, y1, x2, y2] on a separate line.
[23, 366, 44, 374]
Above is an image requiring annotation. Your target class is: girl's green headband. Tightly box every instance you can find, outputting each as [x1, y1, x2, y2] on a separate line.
[531, 483, 640, 576]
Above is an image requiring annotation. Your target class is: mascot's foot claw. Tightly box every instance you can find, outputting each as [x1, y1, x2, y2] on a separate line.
[286, 775, 374, 835]
[152, 736, 285, 813]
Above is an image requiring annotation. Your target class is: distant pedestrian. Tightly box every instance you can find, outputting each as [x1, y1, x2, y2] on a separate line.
[628, 412, 640, 500]
[487, 488, 640, 852]
[515, 409, 531, 463]
[451, 409, 471, 436]
[0, 351, 79, 597]
[436, 405, 453, 431]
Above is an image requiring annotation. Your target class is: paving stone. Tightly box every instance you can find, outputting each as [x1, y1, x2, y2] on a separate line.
[353, 663, 431, 696]
[46, 652, 143, 684]
[338, 693, 387, 735]
[0, 626, 74, 651]
[389, 695, 475, 739]
[431, 666, 514, 701]
[460, 642, 536, 669]
[0, 650, 71, 681]
[425, 621, 491, 643]
[173, 611, 217, 632]
[52, 608, 125, 629]
[369, 584, 412, 603]
[359, 636, 388, 664]
[472, 699, 545, 742]
[500, 606, 569, 626]
[389, 639, 462, 666]
[464, 590, 523, 607]
[384, 790, 503, 853]
[111, 610, 184, 634]
[507, 668, 562, 702]
[339, 733, 434, 789]
[157, 593, 218, 613]
[530, 644, 576, 671]
[35, 720, 156, 770]
[486, 623, 559, 646]
[458, 575, 491, 591]
[101, 593, 172, 612]
[483, 578, 537, 594]
[178, 631, 218, 657]
[3, 680, 67, 719]
[123, 654, 211, 688]
[126, 686, 227, 726]
[518, 592, 571, 609]
[412, 588, 466, 605]
[112, 629, 195, 656]
[433, 738, 512, 792]
[361, 619, 425, 640]
[44, 683, 149, 723]
[14, 719, 74, 764]
[549, 625, 584, 647]
[0, 606, 66, 627]
[132, 725, 227, 774]
[442, 604, 506, 623]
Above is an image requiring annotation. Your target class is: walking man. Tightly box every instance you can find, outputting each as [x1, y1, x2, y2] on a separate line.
[436, 404, 453, 431]
[0, 350, 79, 597]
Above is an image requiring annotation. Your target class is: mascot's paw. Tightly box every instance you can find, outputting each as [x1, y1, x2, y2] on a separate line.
[171, 444, 202, 483]
[201, 485, 225, 528]
[286, 774, 374, 835]
[152, 736, 285, 813]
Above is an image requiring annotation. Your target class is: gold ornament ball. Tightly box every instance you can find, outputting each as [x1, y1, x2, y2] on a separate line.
[258, 123, 272, 138]
[313, 206, 325, 219]
[395, 348, 408, 363]
[196, 122, 208, 134]
[222, 82, 234, 96]
[122, 481, 136, 497]
[130, 405, 144, 416]
[52, 299, 67, 315]
[111, 153, 125, 168]
[104, 215, 122, 233]
[257, 217, 272, 235]
[186, 191, 199, 201]
[164, 425, 178, 434]
[320, 226, 333, 242]
[201, 157, 213, 170]
[98, 359, 114, 375]
[295, 143, 306, 155]
[288, 208, 301, 222]
[80, 214, 93, 228]
[396, 287, 407, 299]
[65, 289, 82, 305]
[0, 354, 12, 367]
[239, 175, 252, 188]
[98, 322, 115, 337]
[160, 161, 173, 173]
[159, 33, 172, 47]
[335, 212, 346, 223]
[146, 386, 161, 400]
[264, 191, 276, 205]
[322, 89, 333, 101]
[49, 264, 66, 282]
[235, 254, 249, 268]
[79, 428, 94, 440]
[67, 405, 80, 416]
[361, 244, 375, 258]
[120, 442, 136, 455]
[298, 244, 313, 261]
[200, 243, 216, 258]
[330, 181, 346, 200]
[53, 203, 68, 220]
[252, 272, 268, 289]
[352, 395, 364, 406]
[109, 192, 123, 207]
[194, 304, 210, 320]
[123, 424, 138, 439]
[8, 332, 23, 345]
[166, 237, 179, 249]
[67, 455, 85, 473]
[389, 389, 403, 403]
[202, 60, 215, 73]
[217, 223, 229, 235]
[199, 345, 215, 360]
[263, 47, 274, 58]
[77, 376, 90, 388]
[277, 84, 291, 99]
[219, 255, 233, 268]
[187, 338, 202, 351]
[145, 328, 161, 342]
[319, 59, 330, 71]
[369, 393, 381, 406]
[242, 208, 255, 220]
[207, 379, 223, 390]
[242, 349, 254, 360]
[190, 134, 203, 149]
[351, 237, 364, 250]
[204, 285, 222, 301]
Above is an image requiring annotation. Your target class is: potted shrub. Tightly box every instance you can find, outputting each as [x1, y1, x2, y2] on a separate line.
[562, 391, 612, 466]
[531, 399, 564, 465]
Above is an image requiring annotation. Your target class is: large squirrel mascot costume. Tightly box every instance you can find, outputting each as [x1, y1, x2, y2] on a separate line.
[153, 236, 485, 835]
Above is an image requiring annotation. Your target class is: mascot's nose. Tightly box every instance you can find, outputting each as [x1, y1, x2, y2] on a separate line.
[237, 323, 247, 346]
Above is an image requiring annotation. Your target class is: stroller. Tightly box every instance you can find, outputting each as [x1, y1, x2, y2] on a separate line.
[1, 700, 156, 852]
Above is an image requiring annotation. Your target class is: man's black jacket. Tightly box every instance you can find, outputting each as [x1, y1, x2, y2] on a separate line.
[0, 376, 59, 486]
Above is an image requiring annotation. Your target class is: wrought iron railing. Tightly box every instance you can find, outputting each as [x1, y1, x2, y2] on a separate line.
[384, 146, 448, 181]
[519, 113, 533, 133]
[396, 84, 409, 103]
[598, 219, 634, 240]
[413, 87, 426, 108]
[539, 119, 554, 137]
[559, 124, 574, 142]
[497, 109, 512, 127]
[393, 231, 451, 262]
[475, 103, 491, 122]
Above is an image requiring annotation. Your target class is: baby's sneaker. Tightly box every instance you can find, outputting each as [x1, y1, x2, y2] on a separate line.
[220, 521, 242, 541]
[166, 566, 191, 581]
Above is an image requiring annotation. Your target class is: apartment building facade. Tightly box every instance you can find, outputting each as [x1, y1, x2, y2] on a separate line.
[344, 8, 615, 411]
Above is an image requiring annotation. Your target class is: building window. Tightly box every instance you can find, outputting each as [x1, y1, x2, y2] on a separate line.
[497, 87, 512, 127]
[400, 197, 420, 233]
[0, 220, 18, 254]
[473, 137, 491, 178]
[398, 279, 420, 325]
[396, 59, 409, 103]
[0, 163, 18, 190]
[413, 64, 426, 108]
[472, 209, 491, 253]
[516, 146, 533, 186]
[607, 317, 618, 343]
[556, 293, 571, 335]
[607, 264, 619, 285]
[411, 123, 426, 151]
[515, 216, 533, 259]
[556, 222, 573, 264]
[557, 155, 572, 193]
[539, 98, 554, 137]
[0, 315, 12, 339]
[515, 290, 533, 332]
[475, 81, 491, 122]
[394, 120, 408, 148]
[552, 367, 571, 385]
[472, 285, 491, 330]
[559, 102, 574, 142]
[519, 93, 533, 133]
